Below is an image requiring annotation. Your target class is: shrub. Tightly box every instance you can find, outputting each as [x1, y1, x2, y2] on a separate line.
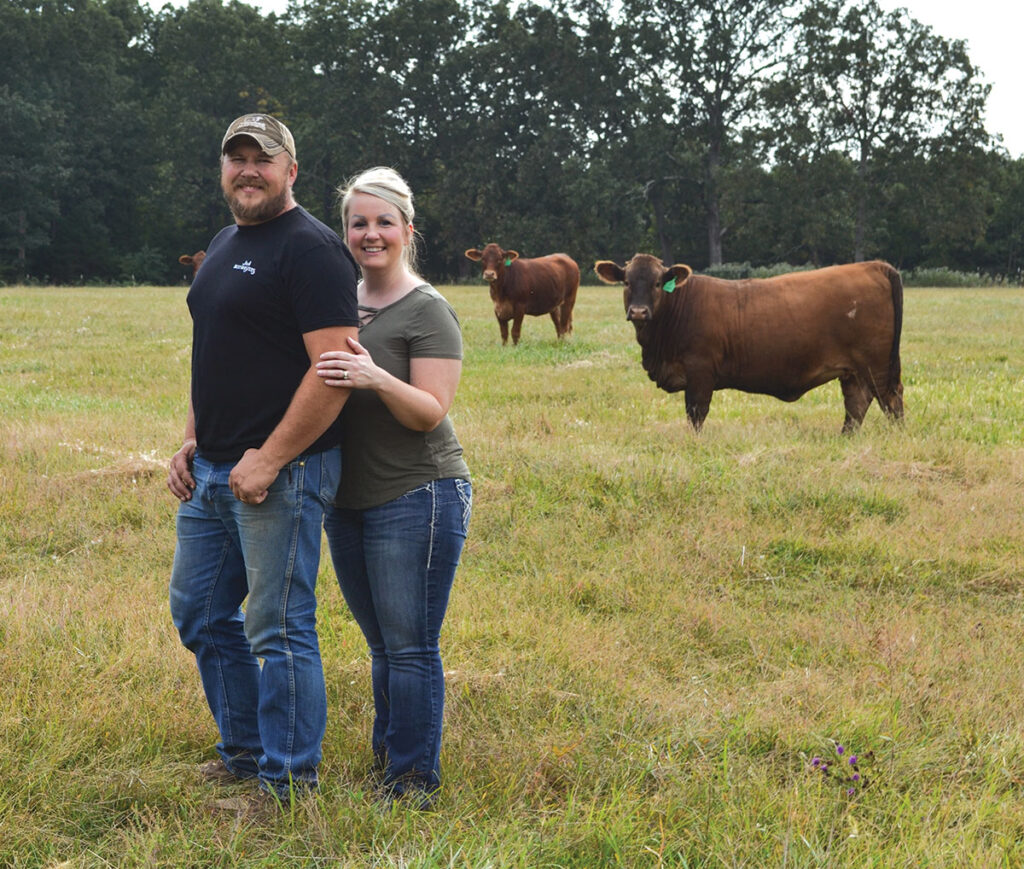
[701, 262, 815, 280]
[700, 263, 1023, 287]
[901, 267, 1021, 288]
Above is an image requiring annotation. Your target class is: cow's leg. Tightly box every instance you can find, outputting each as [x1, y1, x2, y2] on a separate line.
[559, 301, 574, 336]
[876, 378, 905, 422]
[684, 385, 712, 432]
[549, 306, 563, 339]
[861, 360, 905, 424]
[511, 313, 525, 345]
[840, 375, 872, 432]
[497, 316, 509, 345]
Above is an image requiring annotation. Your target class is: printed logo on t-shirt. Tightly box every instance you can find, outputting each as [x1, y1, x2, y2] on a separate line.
[233, 260, 256, 275]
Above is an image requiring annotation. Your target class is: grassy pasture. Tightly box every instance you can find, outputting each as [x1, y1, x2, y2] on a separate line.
[1, 282, 1022, 866]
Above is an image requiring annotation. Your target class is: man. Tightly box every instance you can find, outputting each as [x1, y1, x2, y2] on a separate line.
[166, 113, 358, 810]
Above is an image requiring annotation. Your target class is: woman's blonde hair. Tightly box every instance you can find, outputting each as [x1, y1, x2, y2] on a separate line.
[337, 166, 420, 272]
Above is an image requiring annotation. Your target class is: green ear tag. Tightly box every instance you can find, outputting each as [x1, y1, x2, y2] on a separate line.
[663, 277, 677, 293]
[505, 258, 512, 267]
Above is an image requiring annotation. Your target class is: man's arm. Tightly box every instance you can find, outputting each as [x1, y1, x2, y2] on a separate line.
[167, 399, 198, 501]
[229, 325, 358, 503]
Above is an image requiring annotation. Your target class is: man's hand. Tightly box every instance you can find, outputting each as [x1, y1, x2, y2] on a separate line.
[221, 324, 356, 506]
[167, 439, 197, 501]
[229, 448, 278, 504]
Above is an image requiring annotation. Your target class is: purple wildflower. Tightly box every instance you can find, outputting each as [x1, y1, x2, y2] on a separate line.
[811, 757, 821, 767]
[847, 787, 855, 796]
[852, 773, 860, 781]
[849, 755, 858, 765]
[836, 745, 844, 755]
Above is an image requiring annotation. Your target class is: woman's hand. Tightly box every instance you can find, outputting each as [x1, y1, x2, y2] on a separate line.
[319, 335, 461, 432]
[317, 336, 380, 389]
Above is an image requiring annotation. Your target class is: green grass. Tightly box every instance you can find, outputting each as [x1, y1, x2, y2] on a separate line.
[1, 283, 1023, 866]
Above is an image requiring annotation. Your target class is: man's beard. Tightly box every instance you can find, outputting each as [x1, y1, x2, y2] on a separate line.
[223, 185, 291, 224]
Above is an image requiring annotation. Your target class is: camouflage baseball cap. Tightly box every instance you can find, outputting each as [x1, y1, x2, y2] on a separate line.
[221, 113, 296, 160]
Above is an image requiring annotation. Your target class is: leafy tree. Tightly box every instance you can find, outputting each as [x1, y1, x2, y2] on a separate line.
[355, 0, 651, 277]
[289, 0, 404, 225]
[288, 0, 483, 263]
[0, 0, 1017, 284]
[879, 145, 1001, 271]
[143, 0, 297, 279]
[0, 0, 148, 282]
[0, 3, 63, 280]
[784, 0, 991, 261]
[719, 150, 857, 267]
[622, 0, 799, 266]
[982, 155, 1024, 279]
[470, 2, 639, 265]
[0, 85, 67, 282]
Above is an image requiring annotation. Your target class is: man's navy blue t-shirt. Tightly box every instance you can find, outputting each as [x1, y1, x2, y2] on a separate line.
[187, 206, 359, 462]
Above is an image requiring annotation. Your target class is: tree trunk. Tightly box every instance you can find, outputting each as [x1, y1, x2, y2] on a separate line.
[645, 182, 674, 265]
[706, 196, 723, 266]
[705, 131, 723, 266]
[854, 143, 868, 262]
[17, 211, 26, 275]
[320, 152, 334, 223]
[854, 199, 866, 262]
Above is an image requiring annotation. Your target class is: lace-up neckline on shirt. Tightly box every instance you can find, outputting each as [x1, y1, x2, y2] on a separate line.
[357, 284, 429, 328]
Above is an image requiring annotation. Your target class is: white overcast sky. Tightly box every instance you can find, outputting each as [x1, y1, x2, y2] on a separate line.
[875, 0, 1023, 157]
[212, 0, 1024, 158]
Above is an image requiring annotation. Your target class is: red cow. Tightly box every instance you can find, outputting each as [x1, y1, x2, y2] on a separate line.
[178, 250, 206, 279]
[595, 255, 904, 432]
[465, 243, 579, 345]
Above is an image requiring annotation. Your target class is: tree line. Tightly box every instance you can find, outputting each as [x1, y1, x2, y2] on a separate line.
[2, 0, 1023, 286]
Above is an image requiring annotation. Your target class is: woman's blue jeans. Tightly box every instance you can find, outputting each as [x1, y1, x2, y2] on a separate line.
[324, 477, 472, 797]
[169, 449, 340, 798]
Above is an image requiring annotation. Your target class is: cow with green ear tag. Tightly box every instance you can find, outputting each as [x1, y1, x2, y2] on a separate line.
[594, 255, 692, 327]
[594, 254, 904, 434]
[465, 242, 579, 345]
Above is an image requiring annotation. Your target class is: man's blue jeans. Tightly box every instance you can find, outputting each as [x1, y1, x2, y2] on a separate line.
[169, 449, 340, 798]
[324, 477, 472, 797]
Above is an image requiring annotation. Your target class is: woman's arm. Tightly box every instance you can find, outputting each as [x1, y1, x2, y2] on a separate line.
[317, 337, 460, 432]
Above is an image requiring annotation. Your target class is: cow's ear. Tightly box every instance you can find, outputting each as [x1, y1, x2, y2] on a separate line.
[665, 264, 693, 284]
[179, 255, 193, 265]
[506, 250, 520, 262]
[465, 249, 483, 261]
[594, 260, 625, 284]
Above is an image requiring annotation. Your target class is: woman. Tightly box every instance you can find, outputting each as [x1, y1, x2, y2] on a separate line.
[317, 167, 471, 807]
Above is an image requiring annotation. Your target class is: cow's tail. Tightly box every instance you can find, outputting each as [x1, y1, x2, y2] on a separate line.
[886, 263, 903, 391]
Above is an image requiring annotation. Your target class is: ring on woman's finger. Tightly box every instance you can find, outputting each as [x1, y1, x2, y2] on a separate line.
[341, 370, 350, 380]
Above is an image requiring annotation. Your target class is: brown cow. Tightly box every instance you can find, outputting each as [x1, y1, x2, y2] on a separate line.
[594, 255, 904, 432]
[178, 250, 206, 278]
[465, 243, 579, 345]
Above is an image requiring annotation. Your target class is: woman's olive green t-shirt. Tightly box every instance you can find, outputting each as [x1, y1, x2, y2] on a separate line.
[335, 284, 470, 509]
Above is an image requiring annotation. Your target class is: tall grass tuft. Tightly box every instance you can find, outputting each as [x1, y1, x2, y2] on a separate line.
[1, 283, 1023, 864]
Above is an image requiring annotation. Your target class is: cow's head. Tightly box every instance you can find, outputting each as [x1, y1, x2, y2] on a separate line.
[465, 243, 518, 283]
[179, 250, 206, 277]
[595, 255, 692, 323]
